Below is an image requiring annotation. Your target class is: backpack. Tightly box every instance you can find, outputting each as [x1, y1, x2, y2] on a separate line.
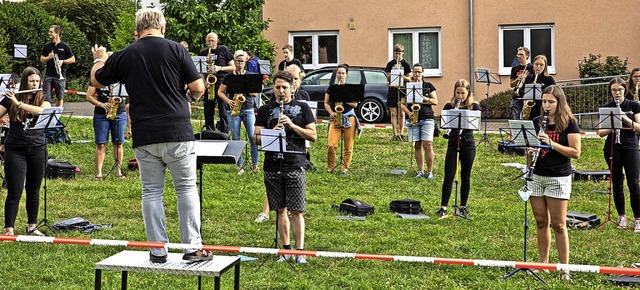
[195, 126, 229, 140]
[339, 198, 374, 216]
[45, 126, 71, 144]
[390, 199, 422, 214]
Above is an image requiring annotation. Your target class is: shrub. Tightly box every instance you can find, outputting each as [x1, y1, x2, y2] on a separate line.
[578, 53, 628, 83]
[478, 89, 512, 119]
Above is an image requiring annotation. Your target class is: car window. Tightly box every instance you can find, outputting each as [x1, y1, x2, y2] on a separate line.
[330, 69, 362, 84]
[302, 71, 333, 86]
[363, 70, 388, 84]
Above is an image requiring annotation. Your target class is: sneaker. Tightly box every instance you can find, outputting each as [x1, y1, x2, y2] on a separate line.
[391, 135, 400, 141]
[618, 215, 627, 229]
[560, 270, 571, 281]
[295, 255, 308, 264]
[436, 207, 447, 218]
[426, 172, 435, 180]
[254, 213, 269, 223]
[182, 250, 214, 262]
[149, 252, 167, 263]
[458, 207, 468, 218]
[414, 172, 424, 178]
[25, 227, 44, 236]
[237, 168, 245, 175]
[277, 254, 291, 262]
[635, 219, 640, 233]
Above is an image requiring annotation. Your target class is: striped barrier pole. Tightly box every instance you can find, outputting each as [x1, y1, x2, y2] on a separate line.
[65, 89, 87, 96]
[1, 234, 638, 276]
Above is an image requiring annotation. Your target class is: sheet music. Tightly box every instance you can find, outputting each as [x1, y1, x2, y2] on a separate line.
[475, 67, 490, 83]
[406, 82, 424, 103]
[31, 107, 63, 129]
[112, 83, 128, 97]
[508, 120, 541, 146]
[191, 56, 208, 74]
[194, 141, 228, 157]
[389, 69, 404, 87]
[440, 109, 481, 130]
[523, 84, 542, 100]
[261, 129, 287, 152]
[598, 107, 624, 129]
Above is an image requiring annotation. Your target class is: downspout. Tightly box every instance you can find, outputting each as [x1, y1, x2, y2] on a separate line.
[469, 0, 474, 92]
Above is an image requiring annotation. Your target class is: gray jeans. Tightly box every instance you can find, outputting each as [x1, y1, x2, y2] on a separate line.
[509, 99, 523, 120]
[134, 141, 201, 256]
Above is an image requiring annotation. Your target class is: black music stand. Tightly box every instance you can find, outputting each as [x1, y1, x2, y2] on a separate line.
[327, 84, 364, 173]
[30, 107, 64, 234]
[595, 107, 627, 231]
[226, 74, 263, 172]
[439, 108, 480, 221]
[522, 83, 543, 120]
[501, 120, 550, 285]
[474, 68, 501, 149]
[256, 129, 306, 271]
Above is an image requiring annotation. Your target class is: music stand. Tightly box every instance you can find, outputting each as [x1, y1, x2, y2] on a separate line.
[327, 84, 364, 173]
[258, 60, 272, 75]
[439, 109, 480, 221]
[0, 74, 12, 94]
[500, 119, 550, 285]
[191, 56, 208, 74]
[474, 67, 501, 149]
[596, 107, 627, 231]
[226, 74, 263, 172]
[30, 106, 64, 234]
[257, 128, 305, 271]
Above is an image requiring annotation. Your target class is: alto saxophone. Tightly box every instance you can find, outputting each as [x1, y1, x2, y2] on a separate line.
[205, 47, 217, 100]
[106, 86, 122, 120]
[230, 93, 246, 117]
[334, 102, 344, 127]
[411, 103, 420, 126]
[521, 72, 538, 120]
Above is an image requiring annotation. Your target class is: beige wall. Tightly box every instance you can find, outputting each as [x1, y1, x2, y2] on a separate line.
[264, 0, 640, 114]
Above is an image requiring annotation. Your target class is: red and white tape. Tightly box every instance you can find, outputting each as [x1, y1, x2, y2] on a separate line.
[1, 234, 638, 275]
[64, 89, 87, 96]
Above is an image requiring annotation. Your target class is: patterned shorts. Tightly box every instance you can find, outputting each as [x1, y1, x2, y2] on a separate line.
[529, 174, 572, 200]
[264, 169, 306, 212]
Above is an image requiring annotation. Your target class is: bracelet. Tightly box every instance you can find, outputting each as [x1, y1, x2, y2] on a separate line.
[93, 59, 105, 64]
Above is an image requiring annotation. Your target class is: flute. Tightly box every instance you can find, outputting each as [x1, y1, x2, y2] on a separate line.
[3, 89, 42, 95]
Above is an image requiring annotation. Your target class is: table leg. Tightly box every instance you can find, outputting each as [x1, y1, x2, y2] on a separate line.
[197, 276, 201, 290]
[94, 269, 102, 290]
[121, 271, 128, 290]
[234, 262, 240, 290]
[215, 276, 220, 290]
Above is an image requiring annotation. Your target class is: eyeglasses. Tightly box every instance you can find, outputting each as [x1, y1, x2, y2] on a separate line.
[611, 88, 625, 92]
[633, 75, 640, 79]
[516, 54, 526, 57]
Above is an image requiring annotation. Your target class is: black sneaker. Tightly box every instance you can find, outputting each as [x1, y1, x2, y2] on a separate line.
[149, 252, 167, 264]
[436, 207, 447, 218]
[182, 250, 214, 262]
[458, 207, 468, 218]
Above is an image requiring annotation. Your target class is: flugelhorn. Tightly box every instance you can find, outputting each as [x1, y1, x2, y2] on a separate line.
[205, 47, 217, 100]
[334, 102, 344, 127]
[230, 93, 245, 117]
[53, 53, 64, 80]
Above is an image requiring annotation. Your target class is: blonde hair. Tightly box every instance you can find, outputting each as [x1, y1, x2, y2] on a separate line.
[450, 79, 476, 108]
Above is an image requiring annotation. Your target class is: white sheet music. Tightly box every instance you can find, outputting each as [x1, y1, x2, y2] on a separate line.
[261, 129, 287, 153]
[523, 84, 542, 100]
[194, 141, 228, 157]
[32, 107, 63, 129]
[598, 107, 624, 129]
[406, 82, 424, 103]
[389, 69, 404, 87]
[508, 120, 541, 146]
[440, 109, 481, 130]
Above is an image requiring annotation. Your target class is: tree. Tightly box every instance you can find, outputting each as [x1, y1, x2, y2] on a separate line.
[161, 0, 275, 62]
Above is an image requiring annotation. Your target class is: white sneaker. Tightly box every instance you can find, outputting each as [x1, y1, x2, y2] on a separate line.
[295, 255, 308, 264]
[635, 219, 640, 233]
[26, 227, 44, 236]
[276, 254, 291, 262]
[254, 213, 269, 223]
[426, 172, 435, 180]
[618, 215, 627, 229]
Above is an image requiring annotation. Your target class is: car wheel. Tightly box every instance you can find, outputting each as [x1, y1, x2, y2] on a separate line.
[358, 98, 385, 123]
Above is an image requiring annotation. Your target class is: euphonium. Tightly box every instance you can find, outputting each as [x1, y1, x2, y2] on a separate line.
[53, 53, 64, 80]
[334, 102, 344, 127]
[521, 72, 538, 120]
[231, 93, 245, 117]
[411, 103, 420, 126]
[106, 86, 122, 120]
[206, 47, 217, 100]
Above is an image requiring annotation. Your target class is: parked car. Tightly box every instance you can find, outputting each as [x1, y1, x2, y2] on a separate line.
[263, 66, 390, 123]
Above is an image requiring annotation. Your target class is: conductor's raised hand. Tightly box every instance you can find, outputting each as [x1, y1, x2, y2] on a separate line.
[92, 44, 108, 61]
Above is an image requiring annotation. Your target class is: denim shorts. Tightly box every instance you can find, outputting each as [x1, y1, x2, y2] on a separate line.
[93, 112, 127, 144]
[407, 119, 435, 142]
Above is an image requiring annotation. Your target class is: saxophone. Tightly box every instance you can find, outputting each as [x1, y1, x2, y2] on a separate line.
[410, 74, 421, 125]
[634, 83, 639, 102]
[205, 47, 217, 100]
[334, 102, 344, 127]
[230, 94, 246, 117]
[106, 85, 122, 120]
[521, 72, 538, 120]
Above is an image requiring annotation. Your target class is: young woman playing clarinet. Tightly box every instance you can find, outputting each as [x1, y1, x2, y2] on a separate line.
[529, 85, 581, 281]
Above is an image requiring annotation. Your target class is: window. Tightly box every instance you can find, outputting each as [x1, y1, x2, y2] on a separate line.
[389, 28, 442, 76]
[301, 70, 333, 86]
[290, 32, 339, 70]
[364, 70, 388, 85]
[499, 25, 555, 75]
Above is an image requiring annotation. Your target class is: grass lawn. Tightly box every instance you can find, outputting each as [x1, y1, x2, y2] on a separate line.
[0, 116, 635, 289]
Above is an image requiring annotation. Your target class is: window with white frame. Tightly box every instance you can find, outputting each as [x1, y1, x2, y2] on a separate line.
[289, 32, 339, 70]
[389, 28, 442, 76]
[499, 25, 555, 75]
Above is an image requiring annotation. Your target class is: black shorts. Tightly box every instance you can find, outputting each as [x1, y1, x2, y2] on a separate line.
[264, 169, 306, 212]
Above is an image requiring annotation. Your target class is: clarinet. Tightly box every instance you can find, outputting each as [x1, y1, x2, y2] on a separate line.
[276, 97, 285, 159]
[527, 111, 548, 180]
[615, 97, 621, 144]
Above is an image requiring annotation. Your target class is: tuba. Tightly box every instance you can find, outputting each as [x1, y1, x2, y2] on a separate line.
[53, 53, 64, 80]
[205, 47, 217, 100]
[230, 93, 246, 117]
[520, 72, 538, 120]
[334, 102, 344, 127]
[106, 85, 122, 120]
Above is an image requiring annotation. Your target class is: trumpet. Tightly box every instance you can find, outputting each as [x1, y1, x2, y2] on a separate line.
[527, 110, 548, 180]
[520, 72, 539, 120]
[230, 93, 245, 117]
[334, 102, 344, 127]
[513, 67, 529, 97]
[53, 53, 64, 80]
[205, 47, 217, 100]
[443, 99, 462, 139]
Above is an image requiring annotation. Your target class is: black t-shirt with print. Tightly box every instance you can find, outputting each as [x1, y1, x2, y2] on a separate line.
[0, 94, 52, 148]
[533, 117, 580, 177]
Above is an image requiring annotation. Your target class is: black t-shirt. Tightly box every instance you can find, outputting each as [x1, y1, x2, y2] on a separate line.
[198, 45, 234, 78]
[511, 63, 533, 99]
[95, 37, 200, 148]
[384, 59, 412, 97]
[221, 72, 256, 111]
[41, 41, 74, 78]
[255, 100, 315, 172]
[326, 85, 356, 114]
[442, 102, 481, 148]
[92, 85, 127, 115]
[415, 82, 436, 120]
[278, 59, 304, 71]
[533, 117, 580, 177]
[601, 99, 640, 151]
[0, 94, 52, 148]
